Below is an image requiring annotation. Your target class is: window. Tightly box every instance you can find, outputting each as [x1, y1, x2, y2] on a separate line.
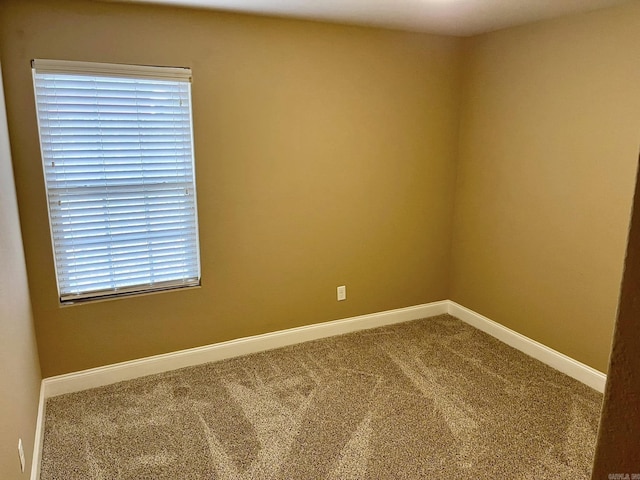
[32, 59, 201, 303]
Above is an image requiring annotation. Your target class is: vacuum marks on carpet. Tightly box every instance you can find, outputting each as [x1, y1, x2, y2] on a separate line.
[40, 315, 602, 479]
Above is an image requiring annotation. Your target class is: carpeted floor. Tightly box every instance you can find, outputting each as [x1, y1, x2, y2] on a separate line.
[40, 314, 603, 479]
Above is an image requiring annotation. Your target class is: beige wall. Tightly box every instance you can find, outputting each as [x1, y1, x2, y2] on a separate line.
[0, 63, 42, 478]
[0, 0, 462, 376]
[451, 2, 640, 373]
[2, 0, 636, 380]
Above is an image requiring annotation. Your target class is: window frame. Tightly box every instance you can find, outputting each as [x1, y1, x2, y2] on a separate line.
[32, 59, 202, 304]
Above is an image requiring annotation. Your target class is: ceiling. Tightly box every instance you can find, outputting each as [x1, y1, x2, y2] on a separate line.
[109, 0, 631, 36]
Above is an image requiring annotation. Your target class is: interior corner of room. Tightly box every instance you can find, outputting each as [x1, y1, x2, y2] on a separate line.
[1, 0, 639, 478]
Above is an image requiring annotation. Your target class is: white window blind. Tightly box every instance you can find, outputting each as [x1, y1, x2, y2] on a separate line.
[32, 59, 201, 303]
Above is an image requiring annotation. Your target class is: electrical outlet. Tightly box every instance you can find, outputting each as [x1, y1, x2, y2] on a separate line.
[337, 285, 346, 301]
[18, 438, 25, 473]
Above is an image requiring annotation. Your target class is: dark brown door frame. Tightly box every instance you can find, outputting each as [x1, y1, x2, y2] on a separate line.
[591, 154, 640, 477]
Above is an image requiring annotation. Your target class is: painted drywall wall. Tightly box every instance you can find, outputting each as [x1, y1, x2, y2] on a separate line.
[451, 2, 640, 373]
[591, 156, 640, 477]
[0, 0, 462, 376]
[0, 63, 42, 479]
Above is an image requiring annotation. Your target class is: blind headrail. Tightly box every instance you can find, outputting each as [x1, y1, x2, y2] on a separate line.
[32, 59, 192, 83]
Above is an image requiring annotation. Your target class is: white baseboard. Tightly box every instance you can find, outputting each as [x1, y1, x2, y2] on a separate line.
[42, 301, 449, 398]
[30, 381, 45, 480]
[447, 301, 607, 393]
[33, 299, 607, 478]
[40, 300, 607, 398]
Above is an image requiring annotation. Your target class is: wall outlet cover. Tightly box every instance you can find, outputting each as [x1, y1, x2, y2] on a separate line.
[337, 285, 346, 301]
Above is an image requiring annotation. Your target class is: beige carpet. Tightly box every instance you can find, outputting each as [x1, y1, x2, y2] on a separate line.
[40, 314, 602, 479]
